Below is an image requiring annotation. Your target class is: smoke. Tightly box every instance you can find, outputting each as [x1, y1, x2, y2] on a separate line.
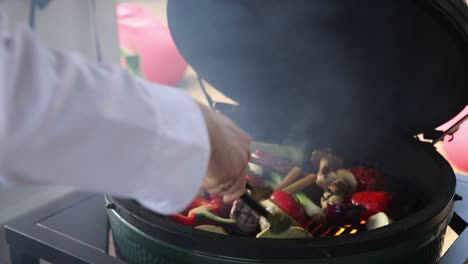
[168, 0, 468, 159]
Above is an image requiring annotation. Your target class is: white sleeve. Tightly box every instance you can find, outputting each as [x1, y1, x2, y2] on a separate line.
[0, 15, 210, 215]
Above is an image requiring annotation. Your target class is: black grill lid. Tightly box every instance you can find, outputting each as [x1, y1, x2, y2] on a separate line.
[168, 0, 468, 146]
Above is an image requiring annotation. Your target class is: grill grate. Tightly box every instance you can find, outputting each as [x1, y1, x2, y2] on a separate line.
[307, 220, 367, 237]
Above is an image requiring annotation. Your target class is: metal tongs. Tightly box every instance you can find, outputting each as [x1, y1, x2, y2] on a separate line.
[240, 182, 299, 233]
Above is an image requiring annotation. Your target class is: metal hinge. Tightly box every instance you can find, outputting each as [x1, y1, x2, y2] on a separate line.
[197, 74, 239, 114]
[430, 112, 468, 145]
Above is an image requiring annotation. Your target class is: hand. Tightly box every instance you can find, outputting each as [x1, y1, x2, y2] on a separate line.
[198, 104, 251, 202]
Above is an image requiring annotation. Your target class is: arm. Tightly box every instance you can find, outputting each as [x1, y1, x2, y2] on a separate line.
[0, 14, 218, 215]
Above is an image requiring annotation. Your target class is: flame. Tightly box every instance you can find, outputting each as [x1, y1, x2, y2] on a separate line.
[360, 220, 366, 225]
[334, 228, 346, 236]
[350, 229, 358, 234]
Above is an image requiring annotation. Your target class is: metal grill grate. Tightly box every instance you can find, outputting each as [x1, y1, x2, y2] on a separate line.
[307, 220, 367, 238]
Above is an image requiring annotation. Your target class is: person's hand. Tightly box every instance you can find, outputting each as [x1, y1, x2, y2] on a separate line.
[198, 104, 251, 202]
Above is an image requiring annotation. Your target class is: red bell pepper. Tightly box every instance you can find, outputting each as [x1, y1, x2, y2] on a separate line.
[209, 197, 232, 218]
[351, 191, 393, 220]
[176, 196, 211, 216]
[270, 190, 308, 227]
[349, 166, 388, 192]
[170, 196, 234, 227]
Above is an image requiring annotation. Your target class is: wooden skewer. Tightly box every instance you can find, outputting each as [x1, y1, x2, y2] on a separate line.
[276, 167, 303, 190]
[282, 173, 318, 193]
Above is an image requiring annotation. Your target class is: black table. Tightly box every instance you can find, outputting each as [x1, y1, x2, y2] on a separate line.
[4, 175, 468, 264]
[4, 192, 125, 264]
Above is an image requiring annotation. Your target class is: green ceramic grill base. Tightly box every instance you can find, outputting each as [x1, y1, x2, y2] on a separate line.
[108, 208, 450, 264]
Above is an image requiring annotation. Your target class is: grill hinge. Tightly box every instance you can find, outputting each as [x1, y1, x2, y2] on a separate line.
[424, 112, 468, 145]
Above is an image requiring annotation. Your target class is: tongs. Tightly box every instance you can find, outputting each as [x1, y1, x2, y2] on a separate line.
[240, 182, 298, 233]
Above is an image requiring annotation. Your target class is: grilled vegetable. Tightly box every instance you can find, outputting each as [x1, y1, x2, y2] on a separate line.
[259, 217, 270, 231]
[311, 149, 343, 188]
[295, 193, 325, 224]
[316, 158, 331, 189]
[167, 146, 406, 240]
[179, 196, 213, 213]
[325, 203, 366, 226]
[323, 170, 357, 194]
[321, 178, 352, 209]
[248, 162, 263, 177]
[349, 166, 388, 191]
[282, 173, 317, 194]
[170, 206, 235, 227]
[228, 199, 261, 236]
[258, 204, 276, 230]
[276, 167, 303, 190]
[351, 191, 394, 220]
[310, 149, 344, 170]
[170, 197, 234, 226]
[270, 191, 308, 226]
[366, 212, 391, 230]
[320, 170, 358, 209]
[196, 225, 228, 234]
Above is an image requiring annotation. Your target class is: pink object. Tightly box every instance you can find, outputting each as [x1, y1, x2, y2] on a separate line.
[117, 3, 188, 85]
[437, 106, 468, 173]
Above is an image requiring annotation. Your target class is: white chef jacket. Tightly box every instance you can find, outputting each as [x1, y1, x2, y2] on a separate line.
[0, 0, 210, 215]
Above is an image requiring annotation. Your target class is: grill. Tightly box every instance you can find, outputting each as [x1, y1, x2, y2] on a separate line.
[106, 0, 468, 263]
